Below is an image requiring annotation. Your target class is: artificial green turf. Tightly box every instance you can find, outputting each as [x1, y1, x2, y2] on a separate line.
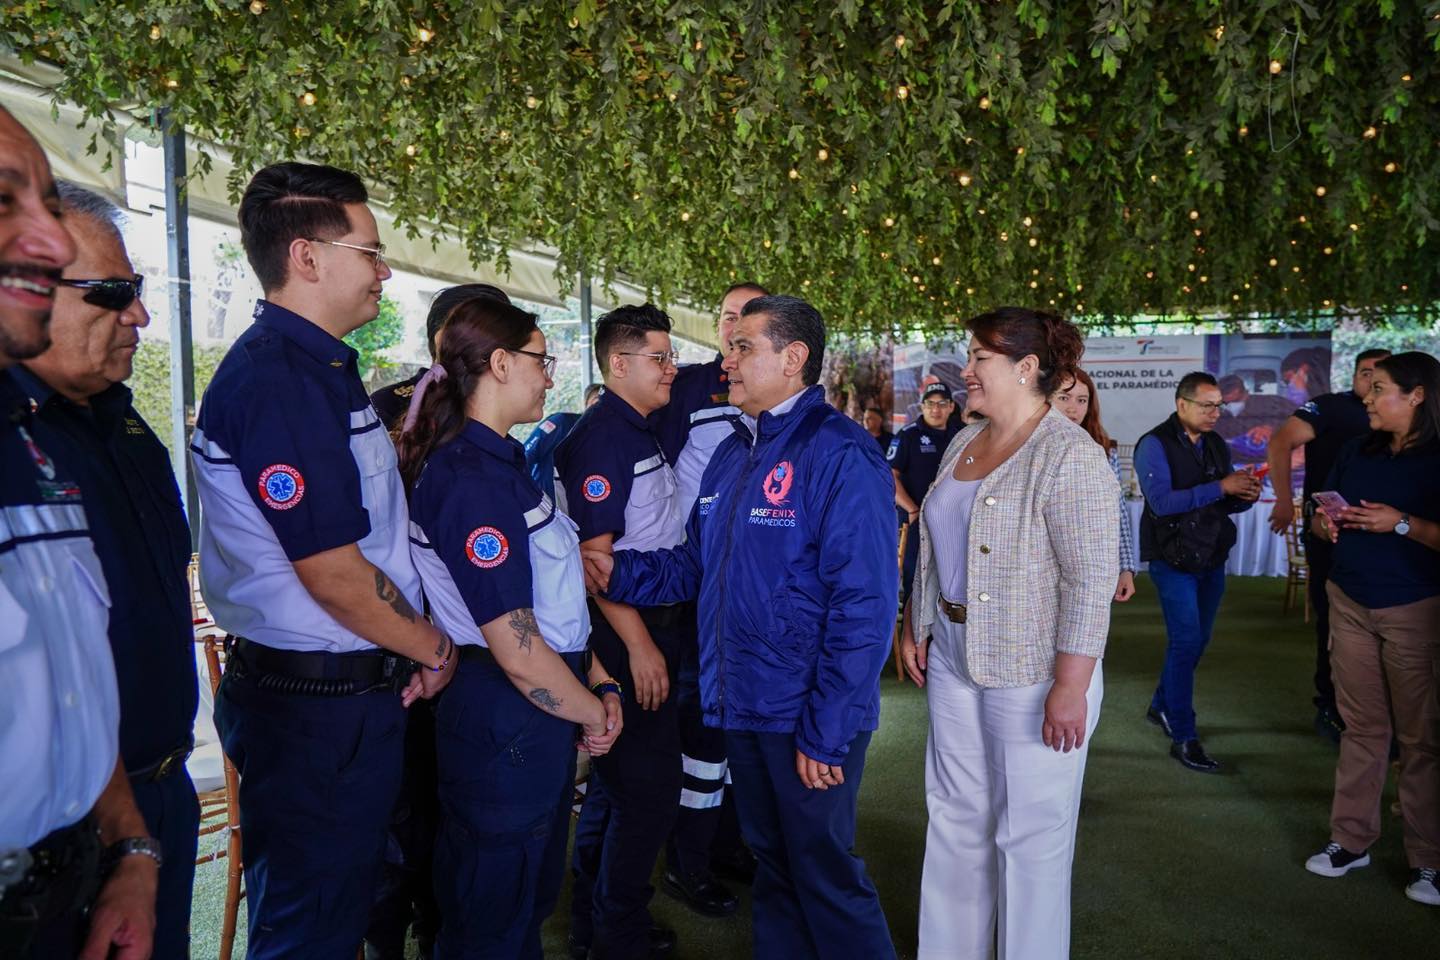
[190, 576, 1439, 958]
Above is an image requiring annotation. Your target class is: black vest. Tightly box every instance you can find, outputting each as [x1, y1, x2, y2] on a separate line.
[1139, 413, 1237, 572]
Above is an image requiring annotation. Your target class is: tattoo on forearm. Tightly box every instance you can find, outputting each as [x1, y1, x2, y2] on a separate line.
[374, 571, 418, 624]
[509, 608, 540, 654]
[528, 688, 563, 712]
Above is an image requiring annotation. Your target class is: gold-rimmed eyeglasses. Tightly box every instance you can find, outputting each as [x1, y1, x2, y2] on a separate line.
[619, 350, 681, 369]
[308, 237, 388, 268]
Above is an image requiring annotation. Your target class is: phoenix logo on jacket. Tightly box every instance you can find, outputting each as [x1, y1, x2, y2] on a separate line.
[763, 460, 794, 506]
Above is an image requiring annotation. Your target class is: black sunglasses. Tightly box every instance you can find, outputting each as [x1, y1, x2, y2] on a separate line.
[57, 274, 144, 311]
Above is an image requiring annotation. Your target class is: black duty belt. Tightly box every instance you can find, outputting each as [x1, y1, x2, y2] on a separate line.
[228, 636, 411, 697]
[0, 816, 102, 951]
[127, 737, 195, 784]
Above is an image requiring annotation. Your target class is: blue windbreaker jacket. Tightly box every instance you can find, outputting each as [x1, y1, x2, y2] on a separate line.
[608, 385, 898, 765]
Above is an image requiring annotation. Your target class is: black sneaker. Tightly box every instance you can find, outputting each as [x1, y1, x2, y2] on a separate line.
[1146, 706, 1174, 739]
[1305, 842, 1371, 878]
[1170, 738, 1220, 773]
[1405, 867, 1440, 906]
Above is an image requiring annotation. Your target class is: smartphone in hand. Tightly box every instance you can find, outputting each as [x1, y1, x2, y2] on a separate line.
[1311, 491, 1349, 525]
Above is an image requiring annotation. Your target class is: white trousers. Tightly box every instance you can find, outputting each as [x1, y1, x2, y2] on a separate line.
[917, 614, 1103, 960]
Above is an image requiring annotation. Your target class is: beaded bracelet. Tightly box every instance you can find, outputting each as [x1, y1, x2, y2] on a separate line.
[590, 677, 623, 700]
[429, 634, 454, 673]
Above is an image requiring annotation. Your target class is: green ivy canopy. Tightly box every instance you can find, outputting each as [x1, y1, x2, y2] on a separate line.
[5, 0, 1438, 335]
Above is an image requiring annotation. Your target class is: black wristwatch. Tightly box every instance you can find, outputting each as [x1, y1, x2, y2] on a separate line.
[106, 836, 164, 869]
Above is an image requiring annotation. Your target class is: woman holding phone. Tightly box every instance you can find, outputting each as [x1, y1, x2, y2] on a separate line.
[1304, 351, 1440, 908]
[395, 297, 625, 956]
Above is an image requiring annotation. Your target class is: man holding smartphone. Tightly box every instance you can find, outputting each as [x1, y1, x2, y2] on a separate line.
[1136, 372, 1261, 772]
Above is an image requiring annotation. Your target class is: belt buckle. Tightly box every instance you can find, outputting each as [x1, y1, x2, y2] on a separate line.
[153, 753, 179, 782]
[0, 848, 32, 900]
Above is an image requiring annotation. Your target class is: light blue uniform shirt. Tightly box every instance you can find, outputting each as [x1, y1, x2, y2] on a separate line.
[1, 370, 119, 849]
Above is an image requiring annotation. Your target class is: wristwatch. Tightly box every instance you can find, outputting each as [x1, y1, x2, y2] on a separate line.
[1395, 514, 1411, 537]
[106, 836, 164, 869]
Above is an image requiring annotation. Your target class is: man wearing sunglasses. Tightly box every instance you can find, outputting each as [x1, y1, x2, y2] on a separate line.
[557, 303, 686, 960]
[11, 180, 198, 959]
[189, 161, 456, 958]
[0, 107, 159, 960]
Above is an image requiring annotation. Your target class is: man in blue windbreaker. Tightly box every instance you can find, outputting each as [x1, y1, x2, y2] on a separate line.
[583, 294, 897, 960]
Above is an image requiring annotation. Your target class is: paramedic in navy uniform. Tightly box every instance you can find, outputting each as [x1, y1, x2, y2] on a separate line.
[586, 295, 898, 960]
[649, 282, 769, 917]
[558, 303, 687, 960]
[394, 296, 623, 959]
[13, 180, 199, 959]
[189, 161, 457, 960]
[889, 381, 960, 606]
[0, 104, 161, 960]
[522, 381, 602, 500]
[370, 282, 512, 430]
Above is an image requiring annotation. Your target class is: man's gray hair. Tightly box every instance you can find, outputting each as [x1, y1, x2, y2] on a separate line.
[55, 180, 126, 244]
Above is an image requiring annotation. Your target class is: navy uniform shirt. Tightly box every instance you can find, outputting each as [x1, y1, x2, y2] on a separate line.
[658, 356, 743, 520]
[12, 368, 198, 770]
[370, 369, 423, 431]
[522, 411, 581, 501]
[887, 420, 960, 508]
[0, 369, 119, 848]
[1325, 436, 1440, 609]
[556, 388, 685, 553]
[1294, 390, 1372, 501]
[409, 420, 589, 653]
[190, 300, 422, 653]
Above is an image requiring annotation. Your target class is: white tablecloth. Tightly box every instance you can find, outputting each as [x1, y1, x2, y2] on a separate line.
[1125, 497, 1287, 578]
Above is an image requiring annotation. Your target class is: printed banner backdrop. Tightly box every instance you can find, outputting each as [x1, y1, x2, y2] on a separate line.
[894, 331, 1332, 494]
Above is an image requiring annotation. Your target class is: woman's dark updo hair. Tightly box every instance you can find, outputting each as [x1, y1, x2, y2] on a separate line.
[1360, 351, 1440, 456]
[965, 307, 1085, 397]
[394, 296, 539, 488]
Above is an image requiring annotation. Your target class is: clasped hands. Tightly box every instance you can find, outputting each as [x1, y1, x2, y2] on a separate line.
[581, 547, 613, 594]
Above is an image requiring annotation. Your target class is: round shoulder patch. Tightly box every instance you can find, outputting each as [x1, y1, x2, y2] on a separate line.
[465, 526, 510, 568]
[583, 474, 612, 502]
[258, 464, 306, 510]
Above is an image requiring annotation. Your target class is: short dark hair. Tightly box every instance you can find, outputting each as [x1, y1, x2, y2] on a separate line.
[1175, 371, 1218, 399]
[741, 295, 826, 386]
[864, 405, 884, 417]
[238, 161, 368, 292]
[1355, 348, 1391, 370]
[721, 281, 769, 305]
[583, 382, 604, 404]
[1217, 374, 1246, 396]
[426, 283, 510, 358]
[55, 181, 125, 244]
[594, 303, 671, 376]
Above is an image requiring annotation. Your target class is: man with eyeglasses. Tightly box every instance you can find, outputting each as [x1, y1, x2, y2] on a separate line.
[0, 104, 160, 960]
[889, 381, 960, 607]
[1136, 371, 1261, 773]
[10, 180, 199, 959]
[557, 303, 686, 959]
[190, 161, 456, 957]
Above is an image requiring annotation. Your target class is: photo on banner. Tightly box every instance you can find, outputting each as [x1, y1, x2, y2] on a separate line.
[892, 338, 967, 431]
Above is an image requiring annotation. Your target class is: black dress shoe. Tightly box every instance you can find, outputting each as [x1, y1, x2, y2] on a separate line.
[710, 847, 758, 885]
[576, 925, 677, 960]
[660, 869, 740, 917]
[1146, 706, 1174, 739]
[1171, 738, 1220, 773]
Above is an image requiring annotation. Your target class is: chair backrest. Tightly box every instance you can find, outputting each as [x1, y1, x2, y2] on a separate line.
[1284, 508, 1307, 562]
[202, 635, 228, 699]
[896, 522, 909, 572]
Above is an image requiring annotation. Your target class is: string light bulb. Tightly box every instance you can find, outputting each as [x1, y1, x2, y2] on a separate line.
[979, 96, 991, 110]
[1323, 246, 1333, 255]
[1268, 258, 1278, 267]
[404, 144, 416, 157]
[958, 172, 972, 186]
[1028, 237, 1038, 247]
[1269, 59, 1283, 74]
[896, 85, 909, 100]
[680, 211, 691, 222]
[249, 0, 265, 13]
[526, 95, 539, 109]
[1238, 125, 1249, 137]
[895, 34, 906, 49]
[788, 168, 800, 180]
[1315, 185, 1327, 197]
[1189, 209, 1200, 220]
[417, 27, 433, 43]
[149, 24, 161, 39]
[300, 91, 316, 106]
[1022, 216, 1033, 227]
[1363, 126, 1378, 139]
[1384, 161, 1397, 173]
[931, 256, 941, 265]
[884, 216, 895, 227]
[817, 148, 829, 161]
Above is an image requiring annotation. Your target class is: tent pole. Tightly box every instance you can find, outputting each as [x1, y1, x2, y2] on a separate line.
[161, 108, 199, 548]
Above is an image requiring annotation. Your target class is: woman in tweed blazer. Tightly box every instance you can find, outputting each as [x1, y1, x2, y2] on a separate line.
[899, 308, 1119, 960]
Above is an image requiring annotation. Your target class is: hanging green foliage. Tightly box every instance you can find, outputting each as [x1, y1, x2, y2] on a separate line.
[4, 0, 1437, 335]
